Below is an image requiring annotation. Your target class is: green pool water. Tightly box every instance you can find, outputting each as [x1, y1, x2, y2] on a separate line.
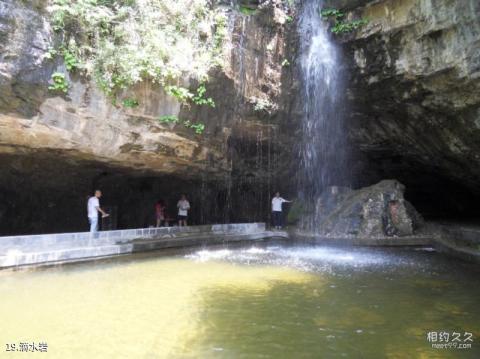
[0, 243, 479, 358]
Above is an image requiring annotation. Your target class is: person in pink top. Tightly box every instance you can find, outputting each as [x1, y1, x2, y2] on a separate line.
[155, 199, 167, 227]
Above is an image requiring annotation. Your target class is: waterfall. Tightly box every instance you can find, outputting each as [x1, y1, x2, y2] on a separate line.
[297, 0, 349, 231]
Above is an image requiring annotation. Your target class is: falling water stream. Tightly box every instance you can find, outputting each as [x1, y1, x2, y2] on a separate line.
[298, 0, 349, 230]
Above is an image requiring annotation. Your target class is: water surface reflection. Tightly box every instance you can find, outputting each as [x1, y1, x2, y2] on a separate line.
[0, 244, 479, 358]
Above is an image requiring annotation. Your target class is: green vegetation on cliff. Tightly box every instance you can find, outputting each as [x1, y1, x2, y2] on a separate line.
[320, 8, 368, 34]
[47, 0, 227, 103]
[158, 115, 205, 134]
[48, 72, 69, 93]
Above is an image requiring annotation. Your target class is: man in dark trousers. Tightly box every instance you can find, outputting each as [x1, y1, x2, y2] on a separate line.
[271, 192, 292, 230]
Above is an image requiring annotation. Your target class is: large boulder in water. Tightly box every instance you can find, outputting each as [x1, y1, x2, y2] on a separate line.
[314, 180, 424, 238]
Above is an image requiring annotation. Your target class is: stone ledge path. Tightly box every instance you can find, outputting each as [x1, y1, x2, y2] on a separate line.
[0, 223, 287, 269]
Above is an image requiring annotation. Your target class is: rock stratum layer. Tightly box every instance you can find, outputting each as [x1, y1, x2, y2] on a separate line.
[0, 0, 292, 180]
[339, 0, 480, 215]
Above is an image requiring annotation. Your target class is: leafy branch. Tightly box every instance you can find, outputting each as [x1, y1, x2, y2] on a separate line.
[48, 72, 69, 93]
[122, 98, 139, 108]
[320, 8, 368, 34]
[192, 84, 215, 107]
[158, 115, 206, 134]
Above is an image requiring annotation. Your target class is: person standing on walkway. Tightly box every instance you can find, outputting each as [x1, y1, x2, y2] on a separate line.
[271, 192, 292, 230]
[155, 199, 167, 227]
[87, 190, 109, 233]
[177, 194, 190, 226]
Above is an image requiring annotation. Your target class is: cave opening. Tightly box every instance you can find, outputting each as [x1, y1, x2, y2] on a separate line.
[355, 152, 480, 222]
[403, 175, 480, 222]
[3, 147, 479, 236]
[0, 150, 280, 236]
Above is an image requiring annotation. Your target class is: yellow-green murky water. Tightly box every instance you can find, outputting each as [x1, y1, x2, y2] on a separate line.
[1, 244, 479, 358]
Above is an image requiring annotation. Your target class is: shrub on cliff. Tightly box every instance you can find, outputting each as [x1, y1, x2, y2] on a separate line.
[48, 0, 227, 98]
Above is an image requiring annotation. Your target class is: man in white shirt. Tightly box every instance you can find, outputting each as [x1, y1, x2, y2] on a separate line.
[87, 190, 109, 233]
[271, 192, 292, 230]
[177, 194, 190, 226]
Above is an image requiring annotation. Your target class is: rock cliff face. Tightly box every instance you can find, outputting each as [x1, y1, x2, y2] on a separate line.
[1, 0, 480, 235]
[0, 0, 295, 234]
[311, 180, 423, 238]
[0, 0, 292, 179]
[337, 0, 480, 216]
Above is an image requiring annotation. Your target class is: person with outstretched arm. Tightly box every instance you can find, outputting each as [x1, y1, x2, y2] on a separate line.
[271, 191, 292, 230]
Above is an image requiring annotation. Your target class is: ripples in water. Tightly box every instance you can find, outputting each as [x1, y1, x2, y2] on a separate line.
[186, 245, 434, 275]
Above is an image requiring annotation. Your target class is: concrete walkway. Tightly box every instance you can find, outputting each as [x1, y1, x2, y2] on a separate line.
[0, 223, 286, 269]
[2, 221, 478, 269]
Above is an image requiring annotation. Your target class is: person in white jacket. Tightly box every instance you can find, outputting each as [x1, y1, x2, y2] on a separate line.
[271, 192, 292, 229]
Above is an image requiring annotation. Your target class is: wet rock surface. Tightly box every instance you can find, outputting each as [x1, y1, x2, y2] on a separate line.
[313, 180, 424, 237]
[337, 0, 480, 216]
